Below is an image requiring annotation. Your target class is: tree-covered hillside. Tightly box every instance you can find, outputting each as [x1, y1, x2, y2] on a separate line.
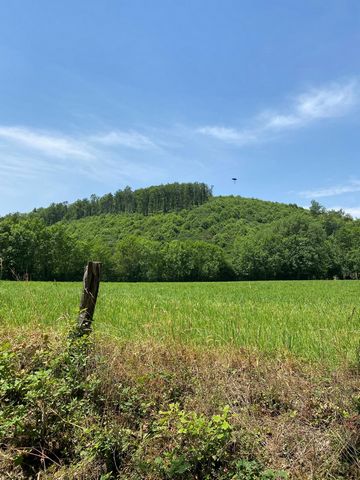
[31, 182, 212, 224]
[63, 196, 302, 246]
[0, 183, 359, 281]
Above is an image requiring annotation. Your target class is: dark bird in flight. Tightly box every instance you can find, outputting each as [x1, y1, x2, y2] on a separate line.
[232, 177, 237, 183]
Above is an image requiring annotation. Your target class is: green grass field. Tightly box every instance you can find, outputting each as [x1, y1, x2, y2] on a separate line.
[0, 280, 359, 364]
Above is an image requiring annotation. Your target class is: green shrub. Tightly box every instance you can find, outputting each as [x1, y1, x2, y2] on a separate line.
[234, 460, 287, 479]
[0, 336, 287, 479]
[0, 336, 126, 477]
[148, 403, 233, 478]
[131, 403, 287, 479]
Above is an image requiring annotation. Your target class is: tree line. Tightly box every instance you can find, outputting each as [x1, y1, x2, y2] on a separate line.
[29, 182, 213, 225]
[0, 192, 359, 282]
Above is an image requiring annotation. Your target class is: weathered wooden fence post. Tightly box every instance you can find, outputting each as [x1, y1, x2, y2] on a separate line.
[77, 261, 101, 336]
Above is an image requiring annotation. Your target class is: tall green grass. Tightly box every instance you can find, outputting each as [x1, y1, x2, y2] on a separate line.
[0, 280, 359, 364]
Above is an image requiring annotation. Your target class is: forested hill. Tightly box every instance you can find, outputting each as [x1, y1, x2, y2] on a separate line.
[64, 195, 303, 246]
[0, 184, 359, 282]
[30, 182, 213, 225]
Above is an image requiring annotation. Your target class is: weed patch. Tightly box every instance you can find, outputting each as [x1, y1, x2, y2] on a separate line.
[0, 332, 292, 479]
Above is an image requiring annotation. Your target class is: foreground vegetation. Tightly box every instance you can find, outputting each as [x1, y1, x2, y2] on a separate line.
[1, 279, 359, 478]
[0, 328, 359, 479]
[1, 280, 359, 365]
[1, 183, 359, 282]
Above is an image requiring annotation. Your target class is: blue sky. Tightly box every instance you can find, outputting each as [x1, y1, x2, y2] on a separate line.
[1, 0, 360, 216]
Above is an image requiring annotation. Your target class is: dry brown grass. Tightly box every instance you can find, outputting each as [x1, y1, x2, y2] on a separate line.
[96, 336, 359, 479]
[0, 327, 359, 479]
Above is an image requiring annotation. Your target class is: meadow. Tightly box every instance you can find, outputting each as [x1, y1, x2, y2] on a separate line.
[1, 279, 359, 365]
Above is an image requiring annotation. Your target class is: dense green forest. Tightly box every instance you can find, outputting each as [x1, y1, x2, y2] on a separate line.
[0, 182, 359, 281]
[31, 182, 213, 224]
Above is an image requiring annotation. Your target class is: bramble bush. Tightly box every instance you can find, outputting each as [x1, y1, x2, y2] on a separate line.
[0, 335, 288, 479]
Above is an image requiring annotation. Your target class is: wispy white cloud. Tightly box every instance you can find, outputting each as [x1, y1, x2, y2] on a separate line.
[0, 126, 157, 161]
[0, 124, 164, 177]
[300, 180, 360, 198]
[198, 79, 359, 145]
[0, 126, 95, 159]
[0, 125, 165, 189]
[91, 130, 157, 150]
[196, 126, 257, 145]
[289, 80, 356, 122]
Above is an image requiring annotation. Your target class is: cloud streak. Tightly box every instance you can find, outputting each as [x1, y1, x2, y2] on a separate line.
[0, 125, 163, 188]
[91, 130, 157, 150]
[0, 126, 95, 159]
[0, 126, 157, 159]
[198, 79, 359, 145]
[300, 180, 360, 198]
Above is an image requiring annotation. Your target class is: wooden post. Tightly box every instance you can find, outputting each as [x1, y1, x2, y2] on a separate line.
[77, 261, 101, 336]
